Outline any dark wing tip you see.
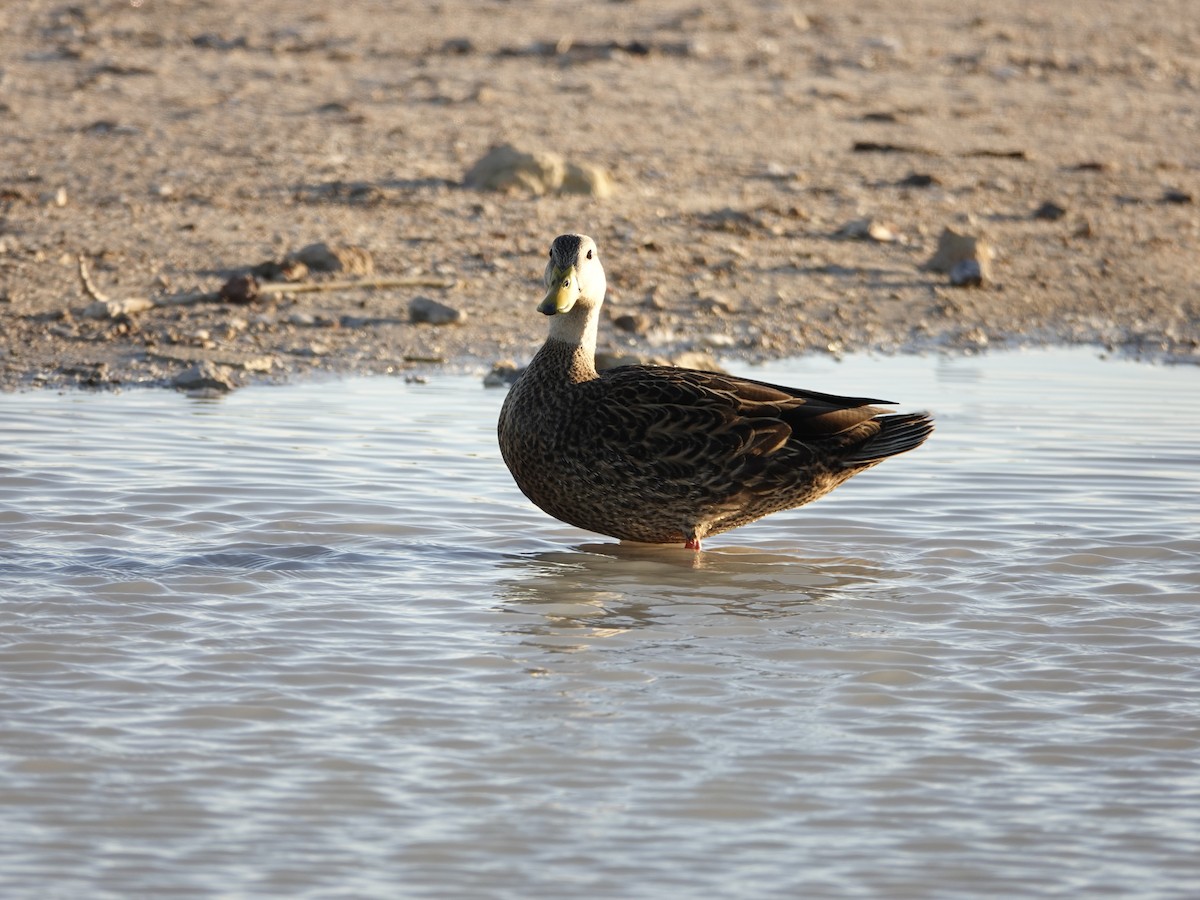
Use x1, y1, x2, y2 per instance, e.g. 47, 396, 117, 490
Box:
840, 412, 934, 467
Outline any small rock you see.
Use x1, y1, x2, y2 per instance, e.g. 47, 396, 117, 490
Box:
291, 343, 329, 358
561, 161, 614, 198
852, 140, 930, 155
612, 313, 648, 333
696, 207, 763, 234
595, 350, 647, 370
172, 361, 234, 393
61, 362, 109, 386
949, 259, 985, 287
1162, 188, 1193, 205
835, 218, 901, 242
464, 143, 565, 195
923, 227, 994, 283
958, 326, 989, 349
252, 258, 309, 281
219, 274, 260, 304
464, 143, 613, 198
897, 172, 939, 188
239, 356, 275, 373
671, 351, 726, 372
409, 295, 466, 325
484, 359, 522, 387
289, 242, 374, 275
1033, 200, 1067, 220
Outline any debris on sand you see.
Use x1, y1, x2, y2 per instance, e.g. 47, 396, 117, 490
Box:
948, 259, 986, 287
897, 172, 939, 188
288, 242, 375, 276
1033, 201, 1067, 221
562, 161, 615, 198
923, 227, 994, 286
409, 295, 467, 325
219, 274, 260, 304
76, 255, 452, 320
464, 143, 613, 197
484, 360, 522, 387
465, 144, 565, 195
171, 361, 236, 394
834, 218, 902, 243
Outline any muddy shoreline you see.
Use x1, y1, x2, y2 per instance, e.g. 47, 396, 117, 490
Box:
2, 0, 1196, 392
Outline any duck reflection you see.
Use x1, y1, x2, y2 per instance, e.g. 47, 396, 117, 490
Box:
493, 540, 891, 651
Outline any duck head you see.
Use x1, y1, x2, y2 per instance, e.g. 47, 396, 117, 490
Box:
539, 234, 606, 316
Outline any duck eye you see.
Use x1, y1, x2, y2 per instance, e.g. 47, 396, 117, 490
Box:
586, 249, 593, 260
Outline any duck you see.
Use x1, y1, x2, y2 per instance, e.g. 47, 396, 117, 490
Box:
497, 233, 934, 550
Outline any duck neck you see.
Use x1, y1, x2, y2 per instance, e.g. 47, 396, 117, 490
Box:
540, 302, 600, 382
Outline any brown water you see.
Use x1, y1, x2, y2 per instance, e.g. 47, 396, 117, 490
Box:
2, 349, 1198, 898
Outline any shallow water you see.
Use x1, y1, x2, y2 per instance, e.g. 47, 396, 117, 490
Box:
2, 348, 1199, 899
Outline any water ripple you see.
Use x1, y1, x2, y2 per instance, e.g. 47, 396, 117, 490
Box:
2, 350, 1199, 898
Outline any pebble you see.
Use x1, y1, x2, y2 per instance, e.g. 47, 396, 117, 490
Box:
897, 172, 939, 188
218, 274, 259, 304
593, 349, 728, 372
465, 144, 565, 195
484, 360, 522, 387
61, 362, 109, 386
289, 242, 374, 275
672, 351, 727, 372
561, 161, 614, 198
1033, 201, 1067, 220
410, 295, 467, 325
253, 258, 309, 282
835, 218, 902, 242
949, 259, 986, 287
923, 227, 994, 285
171, 361, 235, 393
464, 143, 613, 197
612, 313, 649, 334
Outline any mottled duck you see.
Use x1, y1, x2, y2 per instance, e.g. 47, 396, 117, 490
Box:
497, 234, 934, 550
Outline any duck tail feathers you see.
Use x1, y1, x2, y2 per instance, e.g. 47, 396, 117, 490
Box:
840, 412, 934, 467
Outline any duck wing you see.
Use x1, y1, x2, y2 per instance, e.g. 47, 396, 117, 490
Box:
576, 365, 912, 477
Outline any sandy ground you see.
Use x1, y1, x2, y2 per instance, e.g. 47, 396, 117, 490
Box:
1, 0, 1197, 391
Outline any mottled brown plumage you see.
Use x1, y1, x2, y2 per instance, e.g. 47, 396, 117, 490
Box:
498, 234, 934, 549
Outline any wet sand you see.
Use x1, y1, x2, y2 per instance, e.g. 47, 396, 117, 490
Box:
1, 0, 1197, 390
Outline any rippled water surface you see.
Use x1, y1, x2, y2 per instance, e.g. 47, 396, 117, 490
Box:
2, 349, 1199, 899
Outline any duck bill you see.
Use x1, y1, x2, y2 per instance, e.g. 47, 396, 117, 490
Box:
538, 266, 579, 315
